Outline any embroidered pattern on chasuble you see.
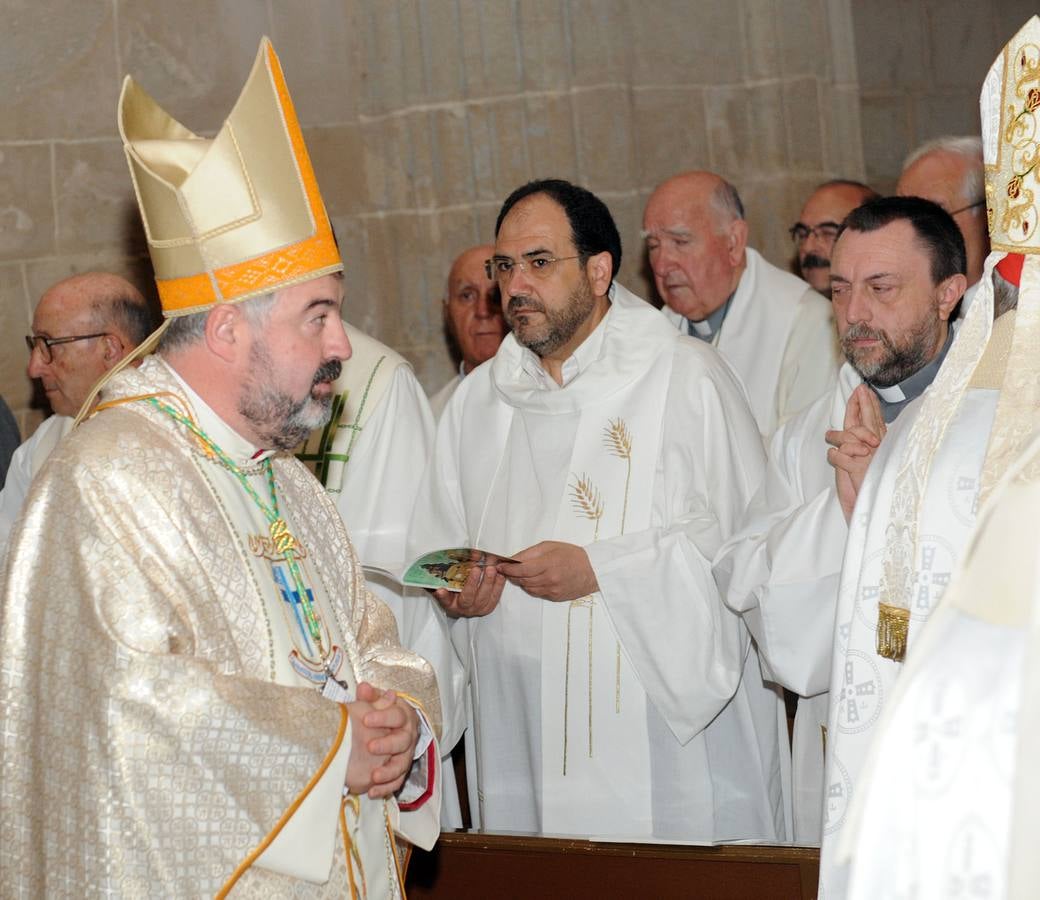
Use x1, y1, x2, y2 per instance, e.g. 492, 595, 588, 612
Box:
538, 349, 671, 832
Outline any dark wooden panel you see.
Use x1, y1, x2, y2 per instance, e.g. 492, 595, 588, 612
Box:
406, 832, 819, 900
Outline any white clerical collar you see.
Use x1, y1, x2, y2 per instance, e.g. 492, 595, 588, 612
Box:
160, 358, 274, 465
518, 304, 613, 391
874, 383, 906, 403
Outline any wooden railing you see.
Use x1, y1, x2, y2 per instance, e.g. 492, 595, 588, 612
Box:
406, 831, 820, 899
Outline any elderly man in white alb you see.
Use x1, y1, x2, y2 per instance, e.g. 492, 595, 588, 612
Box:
715, 195, 967, 845
643, 171, 839, 438
410, 178, 786, 842
0, 38, 440, 897
834, 18, 1040, 899
296, 318, 466, 828
897, 134, 989, 312
429, 244, 507, 420
817, 28, 1040, 898
0, 272, 158, 553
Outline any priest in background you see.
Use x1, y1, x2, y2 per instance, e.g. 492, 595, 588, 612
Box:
429, 244, 507, 420
409, 178, 786, 842
643, 170, 839, 438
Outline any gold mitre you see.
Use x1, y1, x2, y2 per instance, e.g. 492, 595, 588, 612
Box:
982, 15, 1040, 253
118, 37, 341, 316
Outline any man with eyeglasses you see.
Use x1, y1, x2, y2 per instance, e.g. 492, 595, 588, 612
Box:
429, 244, 507, 420
409, 178, 787, 842
0, 271, 159, 551
897, 135, 989, 310
644, 170, 840, 439
790, 180, 878, 298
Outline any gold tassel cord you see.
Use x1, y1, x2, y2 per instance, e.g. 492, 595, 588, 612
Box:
876, 603, 911, 661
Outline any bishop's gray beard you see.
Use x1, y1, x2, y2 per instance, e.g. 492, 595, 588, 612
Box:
239, 342, 342, 451
506, 275, 596, 358
841, 312, 938, 388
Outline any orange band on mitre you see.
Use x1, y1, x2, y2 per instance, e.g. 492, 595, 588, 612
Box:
157, 233, 341, 313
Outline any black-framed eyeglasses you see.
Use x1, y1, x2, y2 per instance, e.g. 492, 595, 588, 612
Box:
948, 199, 986, 217
25, 332, 110, 364
789, 222, 842, 245
484, 254, 581, 283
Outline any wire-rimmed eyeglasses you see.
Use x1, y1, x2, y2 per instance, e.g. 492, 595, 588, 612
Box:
789, 222, 842, 245
25, 332, 110, 364
484, 254, 581, 283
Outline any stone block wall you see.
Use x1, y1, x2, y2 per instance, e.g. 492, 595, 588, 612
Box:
852, 0, 1035, 192
0, 0, 1003, 433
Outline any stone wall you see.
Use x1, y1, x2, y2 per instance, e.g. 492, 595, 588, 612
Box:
853, 0, 1036, 192
0, 0, 998, 435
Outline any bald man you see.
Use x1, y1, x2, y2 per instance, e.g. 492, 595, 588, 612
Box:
898, 136, 988, 304
0, 272, 159, 550
644, 171, 840, 437
790, 180, 878, 298
429, 244, 507, 419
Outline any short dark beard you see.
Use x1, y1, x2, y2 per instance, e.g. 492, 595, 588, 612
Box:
841, 313, 939, 388
239, 341, 342, 450
505, 276, 596, 357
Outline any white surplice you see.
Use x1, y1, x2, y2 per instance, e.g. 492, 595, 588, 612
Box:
662, 247, 839, 438
303, 324, 467, 828
0, 414, 72, 557
716, 363, 863, 843
409, 283, 786, 842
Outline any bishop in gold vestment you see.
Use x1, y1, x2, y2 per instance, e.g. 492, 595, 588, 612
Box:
0, 36, 441, 898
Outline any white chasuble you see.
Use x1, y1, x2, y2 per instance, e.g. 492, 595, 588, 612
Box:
410, 283, 785, 842
0, 356, 441, 898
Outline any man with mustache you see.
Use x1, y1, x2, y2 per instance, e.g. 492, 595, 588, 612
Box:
791, 180, 878, 298
0, 39, 442, 896
715, 196, 965, 843
429, 244, 507, 420
643, 170, 840, 438
410, 178, 787, 842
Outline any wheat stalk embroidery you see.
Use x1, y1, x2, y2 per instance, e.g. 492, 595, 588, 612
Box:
603, 418, 634, 713
564, 473, 604, 773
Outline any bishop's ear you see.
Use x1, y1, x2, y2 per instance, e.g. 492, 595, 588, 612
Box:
204, 303, 245, 364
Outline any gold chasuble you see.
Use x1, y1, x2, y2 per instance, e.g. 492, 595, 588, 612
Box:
0, 356, 441, 896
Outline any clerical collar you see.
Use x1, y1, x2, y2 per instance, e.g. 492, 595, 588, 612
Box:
686, 292, 734, 342
869, 326, 956, 423
518, 304, 612, 391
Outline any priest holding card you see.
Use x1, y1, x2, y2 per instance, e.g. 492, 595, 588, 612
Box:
409, 179, 787, 842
